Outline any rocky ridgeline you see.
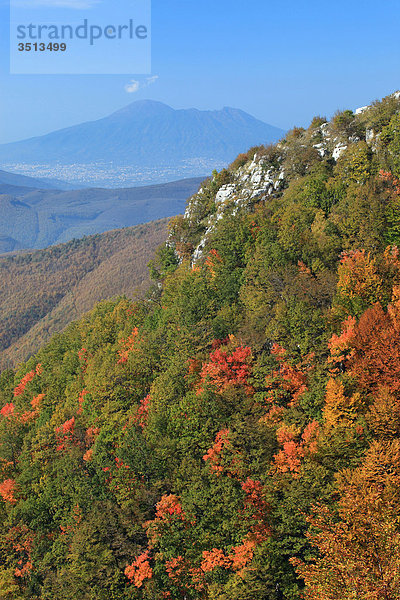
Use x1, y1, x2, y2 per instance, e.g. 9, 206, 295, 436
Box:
172, 90, 400, 262
315, 90, 400, 160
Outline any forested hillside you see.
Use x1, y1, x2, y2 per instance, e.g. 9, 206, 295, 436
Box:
1, 92, 400, 599
0, 219, 168, 370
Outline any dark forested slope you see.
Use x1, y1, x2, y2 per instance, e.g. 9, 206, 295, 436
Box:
1, 92, 400, 600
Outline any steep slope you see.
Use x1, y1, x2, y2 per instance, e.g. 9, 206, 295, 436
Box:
0, 100, 285, 167
0, 177, 202, 251
0, 219, 168, 370
0, 92, 400, 600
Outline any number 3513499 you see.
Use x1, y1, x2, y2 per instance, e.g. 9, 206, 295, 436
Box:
18, 43, 67, 51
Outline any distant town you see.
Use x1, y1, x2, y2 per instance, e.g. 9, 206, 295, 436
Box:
0, 158, 226, 188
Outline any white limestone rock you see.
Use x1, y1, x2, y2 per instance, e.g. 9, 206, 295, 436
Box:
320, 123, 330, 138
313, 142, 327, 157
332, 143, 347, 161
215, 184, 236, 204
250, 167, 264, 186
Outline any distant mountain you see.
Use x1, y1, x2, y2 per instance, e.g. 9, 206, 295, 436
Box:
0, 101, 285, 169
0, 176, 203, 251
0, 219, 168, 370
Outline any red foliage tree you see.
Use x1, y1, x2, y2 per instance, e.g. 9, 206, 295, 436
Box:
155, 494, 186, 521
135, 394, 150, 429
77, 347, 91, 372
274, 420, 320, 476
241, 478, 270, 542
203, 428, 231, 475
197, 345, 253, 396
13, 364, 42, 397
0, 403, 15, 418
6, 525, 34, 578
55, 417, 76, 451
77, 389, 89, 415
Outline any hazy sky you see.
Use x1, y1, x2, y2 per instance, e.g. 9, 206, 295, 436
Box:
0, 0, 400, 143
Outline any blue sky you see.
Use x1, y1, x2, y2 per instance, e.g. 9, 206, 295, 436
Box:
0, 0, 399, 143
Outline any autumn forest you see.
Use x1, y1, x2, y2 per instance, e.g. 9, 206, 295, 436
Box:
1, 92, 400, 599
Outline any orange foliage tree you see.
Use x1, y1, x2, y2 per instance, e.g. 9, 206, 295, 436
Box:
125, 551, 153, 587
379, 169, 400, 195
333, 246, 400, 320
330, 299, 400, 395
54, 417, 76, 451
323, 378, 362, 430
6, 525, 34, 579
117, 327, 139, 364
203, 428, 233, 476
274, 421, 320, 476
0, 403, 15, 418
293, 439, 400, 600
0, 479, 17, 504
265, 344, 312, 407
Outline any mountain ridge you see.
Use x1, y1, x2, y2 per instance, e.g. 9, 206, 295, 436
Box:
0, 100, 285, 173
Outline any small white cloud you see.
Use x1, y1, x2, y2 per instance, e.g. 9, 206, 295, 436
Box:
124, 75, 159, 93
125, 80, 141, 94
